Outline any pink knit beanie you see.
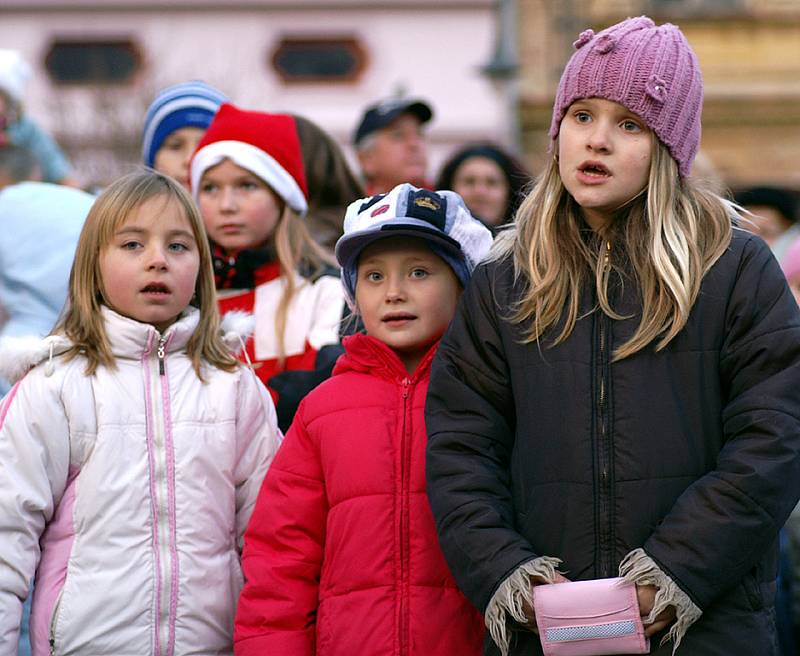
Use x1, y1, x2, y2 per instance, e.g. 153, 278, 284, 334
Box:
549, 16, 703, 178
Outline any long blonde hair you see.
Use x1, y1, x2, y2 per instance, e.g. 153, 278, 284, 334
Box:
271, 204, 336, 367
56, 169, 239, 376
494, 139, 733, 361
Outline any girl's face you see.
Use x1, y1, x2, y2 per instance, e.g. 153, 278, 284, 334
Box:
558, 98, 653, 232
198, 159, 283, 253
99, 195, 200, 332
153, 127, 205, 190
355, 236, 461, 374
452, 156, 509, 226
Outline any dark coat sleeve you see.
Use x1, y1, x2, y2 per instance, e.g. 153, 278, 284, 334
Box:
644, 234, 800, 610
425, 261, 539, 613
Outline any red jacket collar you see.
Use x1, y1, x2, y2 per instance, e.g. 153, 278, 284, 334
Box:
334, 333, 438, 383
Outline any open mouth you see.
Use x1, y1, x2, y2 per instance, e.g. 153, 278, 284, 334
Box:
579, 162, 611, 177
141, 282, 170, 295
382, 312, 416, 323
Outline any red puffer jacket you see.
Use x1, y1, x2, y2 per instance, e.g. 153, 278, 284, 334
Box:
235, 333, 484, 655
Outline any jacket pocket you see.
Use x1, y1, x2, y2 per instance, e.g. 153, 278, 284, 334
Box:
741, 568, 763, 611
48, 586, 66, 656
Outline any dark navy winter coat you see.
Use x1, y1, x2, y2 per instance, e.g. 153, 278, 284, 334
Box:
426, 229, 800, 655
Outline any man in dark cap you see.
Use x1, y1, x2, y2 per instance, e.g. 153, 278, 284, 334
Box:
353, 96, 433, 194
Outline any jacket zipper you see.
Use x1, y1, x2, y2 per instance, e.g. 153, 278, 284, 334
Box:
597, 242, 613, 577
158, 336, 166, 376
399, 377, 411, 656
150, 334, 174, 656
49, 586, 66, 655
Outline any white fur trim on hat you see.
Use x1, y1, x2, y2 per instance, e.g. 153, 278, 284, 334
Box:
191, 140, 308, 216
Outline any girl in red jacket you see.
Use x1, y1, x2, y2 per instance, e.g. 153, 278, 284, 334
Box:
234, 183, 493, 655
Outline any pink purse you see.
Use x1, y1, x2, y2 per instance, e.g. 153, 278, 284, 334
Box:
533, 577, 649, 656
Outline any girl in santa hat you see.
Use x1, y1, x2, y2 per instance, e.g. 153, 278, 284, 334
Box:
190, 104, 345, 431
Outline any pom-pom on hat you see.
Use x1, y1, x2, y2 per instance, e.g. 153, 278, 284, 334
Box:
190, 103, 308, 216
549, 16, 703, 178
141, 80, 227, 167
335, 183, 493, 306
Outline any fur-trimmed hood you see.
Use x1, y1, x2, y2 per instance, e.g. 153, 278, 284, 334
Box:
0, 307, 255, 387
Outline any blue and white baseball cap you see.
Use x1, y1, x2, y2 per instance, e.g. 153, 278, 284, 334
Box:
335, 183, 493, 304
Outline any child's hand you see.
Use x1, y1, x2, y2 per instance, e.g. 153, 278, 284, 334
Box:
636, 584, 676, 637
523, 572, 570, 631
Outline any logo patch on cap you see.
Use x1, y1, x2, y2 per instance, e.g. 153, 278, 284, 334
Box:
413, 196, 440, 212
371, 204, 390, 218
406, 189, 447, 231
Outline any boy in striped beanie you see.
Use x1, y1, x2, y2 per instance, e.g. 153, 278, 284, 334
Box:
141, 80, 227, 189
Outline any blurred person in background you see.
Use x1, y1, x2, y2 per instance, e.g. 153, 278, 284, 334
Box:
293, 114, 365, 252
141, 80, 227, 190
0, 143, 94, 656
735, 185, 800, 263
436, 142, 531, 229
353, 96, 432, 194
782, 237, 800, 306
0, 145, 94, 394
0, 49, 78, 187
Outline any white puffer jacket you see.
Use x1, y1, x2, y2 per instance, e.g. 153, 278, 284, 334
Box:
0, 307, 281, 656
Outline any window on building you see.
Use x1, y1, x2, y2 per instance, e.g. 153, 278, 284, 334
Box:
271, 37, 367, 83
45, 40, 142, 85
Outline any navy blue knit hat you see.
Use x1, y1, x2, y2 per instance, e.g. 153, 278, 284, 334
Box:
141, 81, 228, 167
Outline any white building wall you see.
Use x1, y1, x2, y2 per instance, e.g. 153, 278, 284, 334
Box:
0, 1, 509, 186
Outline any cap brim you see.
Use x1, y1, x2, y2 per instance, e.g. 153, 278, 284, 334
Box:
335, 220, 461, 270
402, 101, 433, 124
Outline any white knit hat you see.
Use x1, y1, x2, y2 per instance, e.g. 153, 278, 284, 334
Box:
0, 49, 31, 104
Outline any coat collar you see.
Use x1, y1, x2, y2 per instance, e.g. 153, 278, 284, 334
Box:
0, 307, 254, 386
334, 333, 438, 384
101, 305, 199, 360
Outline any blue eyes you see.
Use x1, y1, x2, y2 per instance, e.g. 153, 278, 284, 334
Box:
363, 269, 429, 282
572, 111, 642, 132
120, 241, 189, 252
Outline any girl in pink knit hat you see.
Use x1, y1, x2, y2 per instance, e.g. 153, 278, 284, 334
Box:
425, 15, 800, 656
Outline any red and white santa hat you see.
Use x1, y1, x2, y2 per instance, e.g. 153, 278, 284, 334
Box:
190, 102, 308, 216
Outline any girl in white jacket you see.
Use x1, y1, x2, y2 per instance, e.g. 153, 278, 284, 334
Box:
0, 170, 281, 656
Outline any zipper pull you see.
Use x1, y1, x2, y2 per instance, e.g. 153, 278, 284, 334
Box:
50, 637, 55, 656
402, 377, 410, 399
603, 240, 611, 271
157, 336, 167, 376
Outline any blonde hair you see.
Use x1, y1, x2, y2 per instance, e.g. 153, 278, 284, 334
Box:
55, 169, 239, 377
271, 204, 337, 366
494, 138, 733, 361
